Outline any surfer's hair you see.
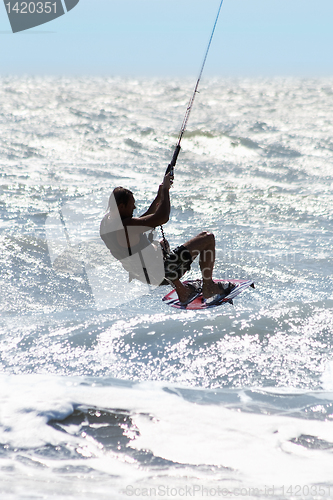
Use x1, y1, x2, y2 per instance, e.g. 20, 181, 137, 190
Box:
109, 187, 133, 210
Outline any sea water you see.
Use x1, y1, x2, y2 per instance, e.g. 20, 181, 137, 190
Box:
1, 76, 333, 499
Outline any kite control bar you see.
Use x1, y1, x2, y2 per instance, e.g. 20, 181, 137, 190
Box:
165, 144, 181, 178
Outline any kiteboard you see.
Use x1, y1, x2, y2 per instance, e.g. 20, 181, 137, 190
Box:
162, 279, 254, 310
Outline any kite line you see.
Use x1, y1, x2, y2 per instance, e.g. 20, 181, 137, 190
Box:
165, 0, 225, 178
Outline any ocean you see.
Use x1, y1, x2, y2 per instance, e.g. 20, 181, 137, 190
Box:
1, 76, 333, 499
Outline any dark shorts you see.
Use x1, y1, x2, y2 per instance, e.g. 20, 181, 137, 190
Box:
163, 245, 193, 282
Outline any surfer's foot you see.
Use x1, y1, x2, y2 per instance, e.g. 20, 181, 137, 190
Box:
177, 281, 202, 305
202, 280, 235, 299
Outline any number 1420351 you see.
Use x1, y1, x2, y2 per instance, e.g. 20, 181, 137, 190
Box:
6, 2, 57, 14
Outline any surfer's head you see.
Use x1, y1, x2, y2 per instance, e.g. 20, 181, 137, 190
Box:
109, 187, 136, 218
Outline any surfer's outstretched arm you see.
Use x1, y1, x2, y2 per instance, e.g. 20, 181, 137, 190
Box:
140, 184, 164, 217
141, 172, 173, 218
122, 174, 171, 230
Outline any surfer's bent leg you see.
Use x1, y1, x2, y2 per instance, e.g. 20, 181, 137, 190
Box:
182, 232, 223, 299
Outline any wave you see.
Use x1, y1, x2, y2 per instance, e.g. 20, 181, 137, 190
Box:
2, 374, 333, 495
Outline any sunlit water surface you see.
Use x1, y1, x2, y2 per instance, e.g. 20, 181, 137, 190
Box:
1, 76, 333, 499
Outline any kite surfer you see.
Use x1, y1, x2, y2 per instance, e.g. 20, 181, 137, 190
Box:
100, 172, 234, 305
100, 0, 232, 305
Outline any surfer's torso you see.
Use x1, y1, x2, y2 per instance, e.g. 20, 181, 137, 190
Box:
100, 213, 152, 260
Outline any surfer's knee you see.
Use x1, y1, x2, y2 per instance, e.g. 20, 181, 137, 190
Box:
198, 230, 212, 237
199, 231, 215, 246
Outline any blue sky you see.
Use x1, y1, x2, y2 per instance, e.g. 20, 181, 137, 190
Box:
1, 0, 333, 76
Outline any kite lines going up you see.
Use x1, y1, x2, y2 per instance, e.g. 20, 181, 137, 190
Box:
160, 0, 224, 251
165, 0, 225, 179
